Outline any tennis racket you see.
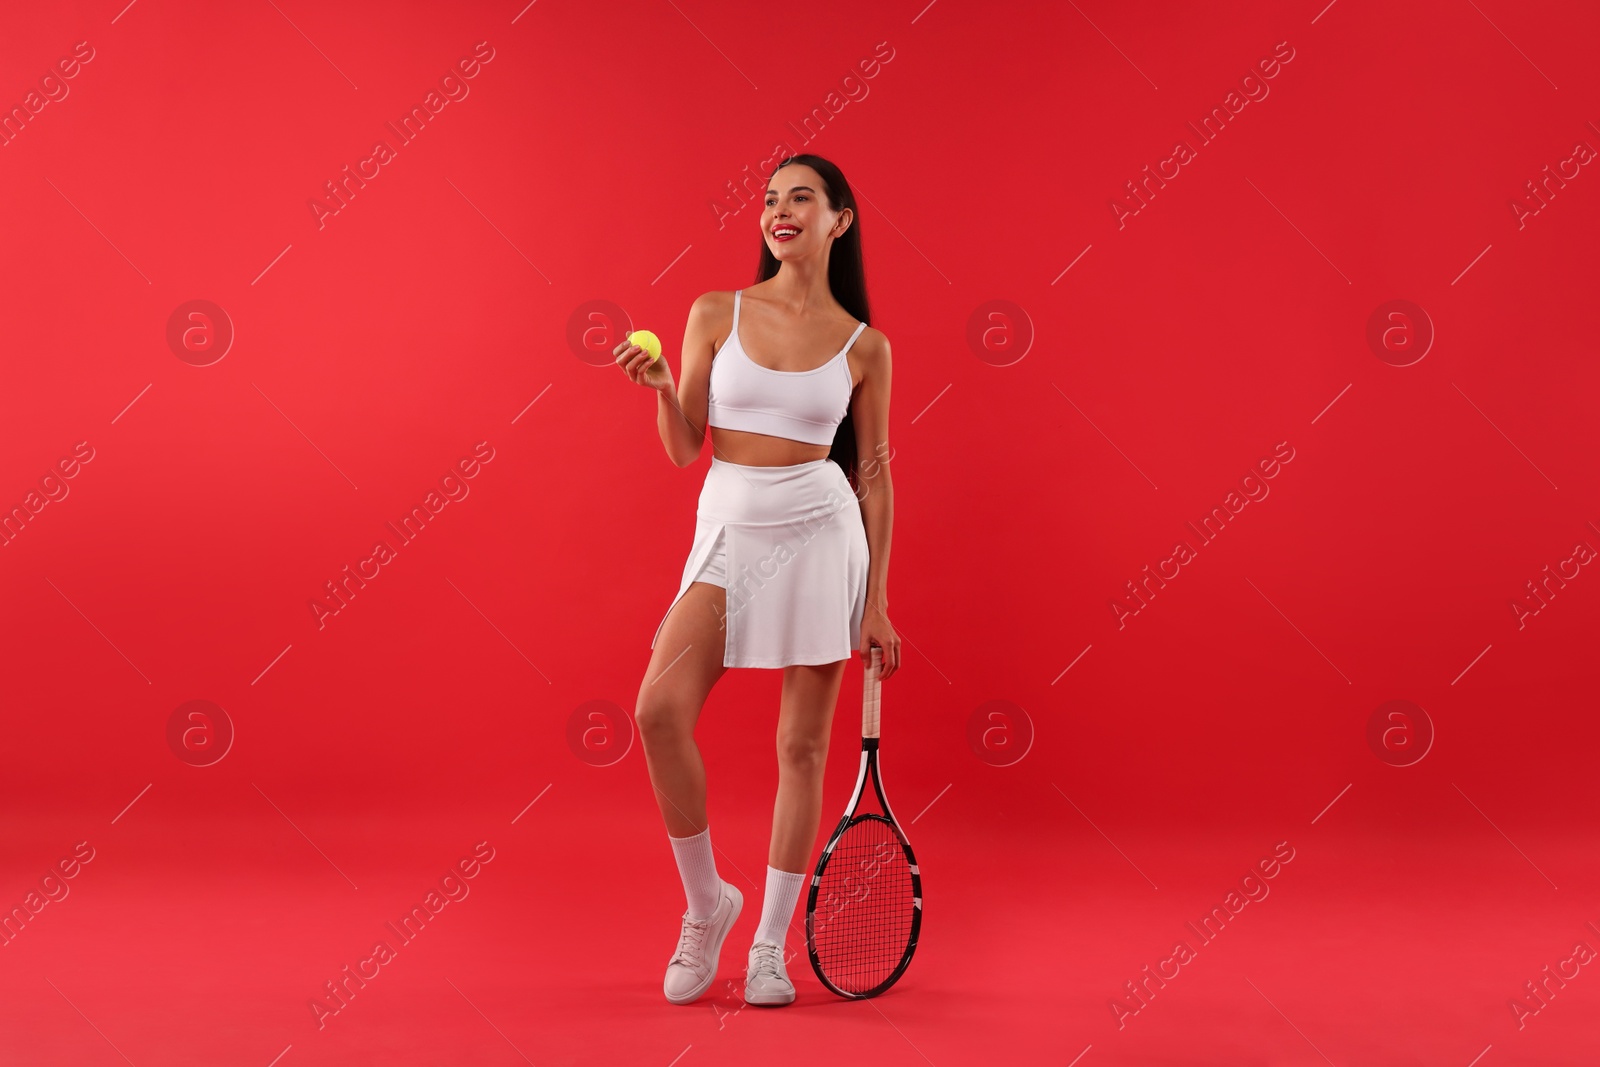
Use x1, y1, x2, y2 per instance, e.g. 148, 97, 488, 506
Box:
805, 645, 922, 998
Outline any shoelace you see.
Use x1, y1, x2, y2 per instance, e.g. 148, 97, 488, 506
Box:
669, 917, 711, 967
749, 940, 786, 980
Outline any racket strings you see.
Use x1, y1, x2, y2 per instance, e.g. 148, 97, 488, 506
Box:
810, 817, 914, 994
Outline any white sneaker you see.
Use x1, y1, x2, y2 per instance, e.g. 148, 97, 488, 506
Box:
743, 939, 795, 1005
663, 880, 742, 1005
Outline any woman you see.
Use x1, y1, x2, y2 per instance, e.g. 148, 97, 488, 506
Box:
614, 154, 900, 1007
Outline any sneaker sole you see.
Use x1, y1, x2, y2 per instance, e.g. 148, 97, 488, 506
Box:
664, 882, 743, 1005
743, 986, 796, 1006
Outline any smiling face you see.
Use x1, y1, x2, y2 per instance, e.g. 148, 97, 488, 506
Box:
762, 163, 851, 259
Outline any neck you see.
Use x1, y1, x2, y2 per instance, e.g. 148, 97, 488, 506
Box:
765, 259, 836, 315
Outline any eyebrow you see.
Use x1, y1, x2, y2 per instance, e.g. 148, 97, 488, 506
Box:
766, 186, 816, 195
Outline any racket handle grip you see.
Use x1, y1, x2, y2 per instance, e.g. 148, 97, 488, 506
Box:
863, 645, 882, 739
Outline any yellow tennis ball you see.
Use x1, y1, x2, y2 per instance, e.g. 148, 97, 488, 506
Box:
627, 329, 661, 361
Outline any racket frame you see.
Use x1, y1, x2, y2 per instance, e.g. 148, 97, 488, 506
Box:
804, 646, 923, 999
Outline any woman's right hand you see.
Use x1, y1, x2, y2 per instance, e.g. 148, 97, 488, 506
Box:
614, 339, 672, 391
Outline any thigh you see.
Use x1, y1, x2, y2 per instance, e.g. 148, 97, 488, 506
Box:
777, 659, 849, 749
638, 580, 730, 729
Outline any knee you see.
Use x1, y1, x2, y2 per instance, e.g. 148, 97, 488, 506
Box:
635, 694, 689, 745
777, 734, 827, 773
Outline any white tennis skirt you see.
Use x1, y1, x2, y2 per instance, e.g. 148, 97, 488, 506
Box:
651, 457, 869, 668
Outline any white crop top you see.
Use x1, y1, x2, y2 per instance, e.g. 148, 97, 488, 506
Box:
706, 289, 866, 446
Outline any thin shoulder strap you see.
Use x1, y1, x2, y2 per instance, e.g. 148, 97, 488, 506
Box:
732, 289, 741, 330
839, 320, 868, 356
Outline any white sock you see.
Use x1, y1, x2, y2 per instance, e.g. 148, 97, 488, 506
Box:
669, 827, 722, 920
753, 865, 806, 948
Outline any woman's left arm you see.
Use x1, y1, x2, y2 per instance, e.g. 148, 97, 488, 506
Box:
853, 331, 901, 680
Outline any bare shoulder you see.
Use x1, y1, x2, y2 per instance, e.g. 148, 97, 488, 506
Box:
687, 290, 734, 324
858, 326, 892, 370
683, 291, 736, 360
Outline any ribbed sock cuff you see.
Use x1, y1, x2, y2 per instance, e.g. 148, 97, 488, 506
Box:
753, 865, 806, 947
669, 826, 722, 920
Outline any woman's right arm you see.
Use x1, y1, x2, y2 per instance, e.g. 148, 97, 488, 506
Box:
655, 292, 718, 467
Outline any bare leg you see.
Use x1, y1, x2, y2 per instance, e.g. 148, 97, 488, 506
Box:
769, 659, 849, 872
634, 581, 730, 837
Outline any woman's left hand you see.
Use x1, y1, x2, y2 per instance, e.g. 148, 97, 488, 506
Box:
859, 607, 902, 680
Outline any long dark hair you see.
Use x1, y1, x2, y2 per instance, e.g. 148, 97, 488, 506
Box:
753, 154, 871, 488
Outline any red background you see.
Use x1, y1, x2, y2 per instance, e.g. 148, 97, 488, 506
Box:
3, 0, 1598, 1063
